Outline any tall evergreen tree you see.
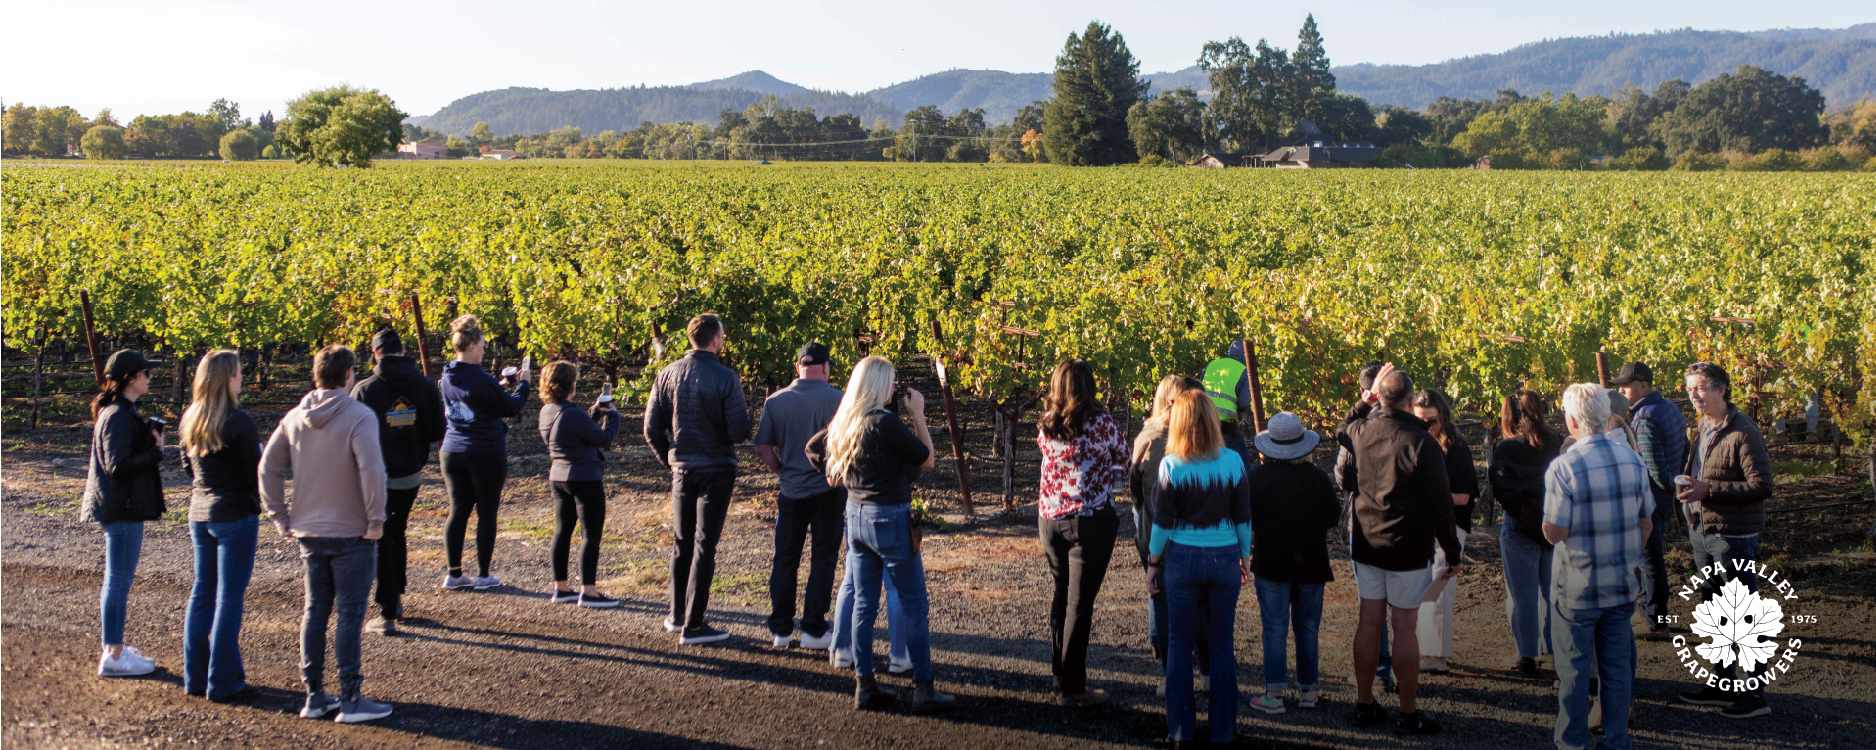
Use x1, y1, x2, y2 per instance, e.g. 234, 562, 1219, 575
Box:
1290, 15, 1336, 105
1044, 21, 1150, 166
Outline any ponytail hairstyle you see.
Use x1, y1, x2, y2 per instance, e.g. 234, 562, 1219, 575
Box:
180, 350, 242, 457
90, 371, 136, 419
1166, 390, 1223, 462
1500, 388, 1556, 452
823, 356, 897, 486
1412, 388, 1462, 454
1039, 358, 1104, 442
450, 314, 484, 353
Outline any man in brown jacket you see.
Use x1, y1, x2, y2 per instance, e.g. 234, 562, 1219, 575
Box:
260, 346, 393, 724
1673, 362, 1774, 719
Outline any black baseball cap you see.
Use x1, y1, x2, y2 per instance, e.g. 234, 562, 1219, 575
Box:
370, 328, 403, 353
1611, 361, 1652, 385
796, 342, 831, 367
104, 349, 153, 379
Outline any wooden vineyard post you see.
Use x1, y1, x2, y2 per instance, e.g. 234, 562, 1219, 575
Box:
1240, 335, 1268, 433
171, 351, 188, 414
1595, 351, 1611, 387
930, 320, 973, 518
29, 326, 45, 431
998, 318, 1041, 513
79, 290, 104, 386
410, 294, 434, 378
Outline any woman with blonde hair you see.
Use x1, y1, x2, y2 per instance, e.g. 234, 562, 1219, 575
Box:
178, 350, 264, 702
1146, 389, 1252, 747
536, 360, 623, 608
437, 315, 531, 591
1129, 375, 1213, 697
805, 356, 954, 713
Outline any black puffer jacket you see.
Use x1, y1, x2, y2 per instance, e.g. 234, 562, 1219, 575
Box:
352, 355, 446, 479
82, 397, 167, 523
1490, 435, 1561, 546
643, 350, 751, 471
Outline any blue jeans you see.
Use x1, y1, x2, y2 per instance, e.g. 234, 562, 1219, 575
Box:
1254, 578, 1323, 694
1137, 505, 1210, 674
99, 521, 145, 646
845, 503, 932, 680
1689, 528, 1762, 697
299, 537, 377, 697
1165, 542, 1240, 744
1501, 523, 1554, 659
832, 559, 907, 662
1635, 500, 1672, 624
185, 516, 258, 698
1552, 601, 1637, 750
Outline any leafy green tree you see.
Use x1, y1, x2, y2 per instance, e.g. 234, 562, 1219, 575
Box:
32, 106, 81, 156
1659, 66, 1826, 155
1199, 36, 1293, 152
3, 103, 38, 155
1044, 21, 1149, 166
1128, 88, 1208, 162
1606, 80, 1688, 149
210, 99, 244, 131
1374, 106, 1432, 146
470, 120, 493, 148
1613, 146, 1670, 170
257, 110, 275, 132
1308, 93, 1377, 142
219, 129, 259, 160
276, 85, 408, 167
92, 108, 121, 129
1452, 93, 1612, 164
1826, 97, 1875, 149
261, 144, 280, 159
80, 125, 126, 160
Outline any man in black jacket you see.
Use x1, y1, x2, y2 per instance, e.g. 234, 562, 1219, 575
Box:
645, 313, 752, 645
1340, 365, 1461, 736
351, 329, 446, 636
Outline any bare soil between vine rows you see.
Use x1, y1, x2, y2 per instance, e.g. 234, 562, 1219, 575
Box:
4, 359, 1875, 749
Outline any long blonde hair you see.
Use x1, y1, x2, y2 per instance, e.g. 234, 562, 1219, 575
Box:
822, 356, 897, 485
180, 350, 242, 457
1166, 390, 1223, 461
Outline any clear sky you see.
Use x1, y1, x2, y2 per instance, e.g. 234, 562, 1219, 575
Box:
2, 0, 1868, 122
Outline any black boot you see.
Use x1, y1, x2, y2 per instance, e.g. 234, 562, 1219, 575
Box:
855, 677, 896, 710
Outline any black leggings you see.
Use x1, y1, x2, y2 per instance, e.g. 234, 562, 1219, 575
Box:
441, 451, 506, 577
551, 480, 607, 585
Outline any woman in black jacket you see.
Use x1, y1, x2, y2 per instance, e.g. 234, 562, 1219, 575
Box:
536, 361, 623, 608
1488, 389, 1561, 674
178, 350, 262, 702
82, 350, 167, 678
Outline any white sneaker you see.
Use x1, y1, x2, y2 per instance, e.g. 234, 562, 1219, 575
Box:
442, 574, 473, 590
888, 655, 913, 675
772, 632, 793, 648
473, 575, 500, 590
98, 647, 155, 678
799, 631, 834, 650
830, 648, 853, 669
663, 617, 683, 633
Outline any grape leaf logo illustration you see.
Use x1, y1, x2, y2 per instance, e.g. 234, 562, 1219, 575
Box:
1689, 578, 1784, 672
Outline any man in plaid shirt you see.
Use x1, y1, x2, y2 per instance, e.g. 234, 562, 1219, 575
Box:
1543, 383, 1655, 750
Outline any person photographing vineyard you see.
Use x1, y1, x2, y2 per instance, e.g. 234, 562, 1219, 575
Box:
1035, 359, 1131, 708
1612, 362, 1685, 643
351, 328, 446, 635
804, 355, 954, 712
1129, 375, 1213, 698
1543, 382, 1653, 750
538, 361, 624, 608
259, 345, 393, 723
755, 342, 846, 649
438, 315, 530, 592
1490, 390, 1560, 675
644, 313, 751, 645
83, 349, 167, 679
1340, 364, 1460, 736
1674, 362, 1774, 719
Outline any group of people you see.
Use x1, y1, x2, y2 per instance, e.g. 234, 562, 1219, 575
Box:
79, 311, 1777, 747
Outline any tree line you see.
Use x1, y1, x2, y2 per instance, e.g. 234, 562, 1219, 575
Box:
2, 99, 280, 161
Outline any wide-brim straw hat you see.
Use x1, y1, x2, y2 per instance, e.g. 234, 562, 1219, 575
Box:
1254, 412, 1321, 460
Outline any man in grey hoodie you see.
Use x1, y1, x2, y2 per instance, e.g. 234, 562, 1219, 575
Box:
260, 345, 393, 724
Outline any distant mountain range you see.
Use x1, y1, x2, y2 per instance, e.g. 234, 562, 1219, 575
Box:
411, 24, 1875, 136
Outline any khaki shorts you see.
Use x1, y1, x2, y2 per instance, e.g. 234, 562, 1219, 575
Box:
1353, 560, 1434, 610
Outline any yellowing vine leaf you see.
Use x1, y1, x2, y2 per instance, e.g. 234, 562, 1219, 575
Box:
1690, 578, 1785, 672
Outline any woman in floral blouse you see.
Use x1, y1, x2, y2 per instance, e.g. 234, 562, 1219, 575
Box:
1036, 358, 1131, 707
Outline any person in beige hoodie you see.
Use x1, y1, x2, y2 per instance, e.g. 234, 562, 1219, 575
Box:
259, 346, 393, 724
